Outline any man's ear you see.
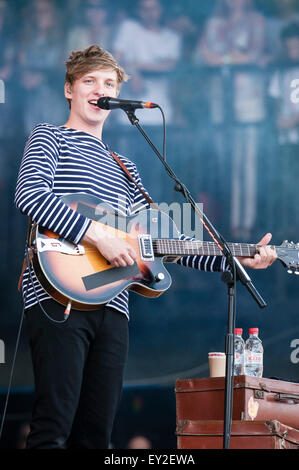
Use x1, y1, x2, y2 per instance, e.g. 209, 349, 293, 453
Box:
64, 82, 72, 98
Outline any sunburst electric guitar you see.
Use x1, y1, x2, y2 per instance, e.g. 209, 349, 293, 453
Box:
29, 193, 299, 311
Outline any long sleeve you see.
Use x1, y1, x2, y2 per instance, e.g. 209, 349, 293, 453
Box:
129, 162, 229, 273
15, 124, 91, 244
176, 233, 230, 272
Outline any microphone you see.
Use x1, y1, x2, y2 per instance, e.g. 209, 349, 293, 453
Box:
97, 96, 158, 111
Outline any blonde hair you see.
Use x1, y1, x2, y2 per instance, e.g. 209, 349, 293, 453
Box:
65, 45, 129, 106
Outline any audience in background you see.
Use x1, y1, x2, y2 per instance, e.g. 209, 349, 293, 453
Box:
0, 0, 17, 279
18, 0, 67, 135
165, 3, 198, 62
113, 0, 182, 127
111, 0, 183, 203
1, 0, 298, 237
0, 0, 16, 138
265, 0, 299, 61
164, 3, 200, 128
0, 0, 14, 84
195, 0, 266, 240
1, 0, 298, 235
268, 22, 299, 238
66, 0, 113, 58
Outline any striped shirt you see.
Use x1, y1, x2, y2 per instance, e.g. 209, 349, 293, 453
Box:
15, 123, 228, 318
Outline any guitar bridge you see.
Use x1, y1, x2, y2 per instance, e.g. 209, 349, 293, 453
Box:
138, 234, 154, 262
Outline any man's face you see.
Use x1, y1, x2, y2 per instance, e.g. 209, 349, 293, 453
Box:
65, 68, 119, 128
138, 0, 162, 27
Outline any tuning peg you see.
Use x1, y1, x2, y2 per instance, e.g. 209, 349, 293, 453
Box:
295, 270, 299, 276
287, 269, 293, 274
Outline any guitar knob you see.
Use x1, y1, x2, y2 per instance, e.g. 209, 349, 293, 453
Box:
155, 272, 165, 282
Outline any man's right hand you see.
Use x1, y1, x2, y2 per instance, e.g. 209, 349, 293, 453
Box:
82, 221, 137, 268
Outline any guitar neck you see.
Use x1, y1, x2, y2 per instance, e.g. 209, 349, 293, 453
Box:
153, 239, 262, 258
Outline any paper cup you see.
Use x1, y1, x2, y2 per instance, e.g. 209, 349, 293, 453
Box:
208, 352, 226, 377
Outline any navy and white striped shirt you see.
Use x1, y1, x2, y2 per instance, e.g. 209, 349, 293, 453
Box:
15, 123, 228, 318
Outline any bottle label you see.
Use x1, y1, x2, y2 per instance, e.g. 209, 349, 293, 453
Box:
235, 352, 243, 364
245, 352, 263, 365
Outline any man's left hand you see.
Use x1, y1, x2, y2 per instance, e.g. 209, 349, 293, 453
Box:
237, 233, 277, 269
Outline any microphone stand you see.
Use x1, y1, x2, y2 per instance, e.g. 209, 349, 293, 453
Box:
124, 108, 267, 449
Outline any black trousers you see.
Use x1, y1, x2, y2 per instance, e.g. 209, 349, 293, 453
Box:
25, 299, 129, 449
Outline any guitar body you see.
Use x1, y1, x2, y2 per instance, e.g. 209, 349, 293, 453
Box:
31, 193, 177, 310
30, 194, 299, 311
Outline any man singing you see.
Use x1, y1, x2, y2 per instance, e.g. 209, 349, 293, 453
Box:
15, 45, 277, 449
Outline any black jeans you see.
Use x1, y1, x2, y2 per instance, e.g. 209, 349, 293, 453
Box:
25, 299, 129, 449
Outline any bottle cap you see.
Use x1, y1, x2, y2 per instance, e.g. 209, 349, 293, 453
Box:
249, 328, 259, 335
235, 328, 243, 335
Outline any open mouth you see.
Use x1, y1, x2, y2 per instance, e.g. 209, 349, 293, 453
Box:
88, 100, 100, 109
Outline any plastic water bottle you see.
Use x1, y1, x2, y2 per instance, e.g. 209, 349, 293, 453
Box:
234, 328, 245, 376
244, 328, 263, 377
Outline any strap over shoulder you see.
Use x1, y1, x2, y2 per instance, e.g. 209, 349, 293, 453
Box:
109, 151, 160, 211
18, 216, 34, 292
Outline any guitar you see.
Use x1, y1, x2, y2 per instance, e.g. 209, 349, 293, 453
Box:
30, 193, 299, 311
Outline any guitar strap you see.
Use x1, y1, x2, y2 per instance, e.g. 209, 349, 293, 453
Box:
18, 216, 34, 292
110, 152, 179, 263
109, 151, 160, 211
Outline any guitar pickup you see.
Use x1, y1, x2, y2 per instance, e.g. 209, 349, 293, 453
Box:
36, 237, 85, 256
138, 234, 154, 262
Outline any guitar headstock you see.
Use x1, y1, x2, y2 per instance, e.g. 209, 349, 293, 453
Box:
276, 241, 299, 275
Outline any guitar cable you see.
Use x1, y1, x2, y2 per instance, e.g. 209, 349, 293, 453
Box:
0, 243, 70, 443
26, 245, 70, 325
0, 245, 31, 443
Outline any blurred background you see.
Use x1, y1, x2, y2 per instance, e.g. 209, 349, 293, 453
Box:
0, 0, 299, 449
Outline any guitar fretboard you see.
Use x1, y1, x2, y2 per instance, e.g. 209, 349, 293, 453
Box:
153, 239, 259, 258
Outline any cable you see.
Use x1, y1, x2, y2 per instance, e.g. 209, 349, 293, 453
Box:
157, 104, 166, 162
0, 308, 25, 442
26, 246, 69, 325
0, 240, 71, 442
0, 246, 31, 442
